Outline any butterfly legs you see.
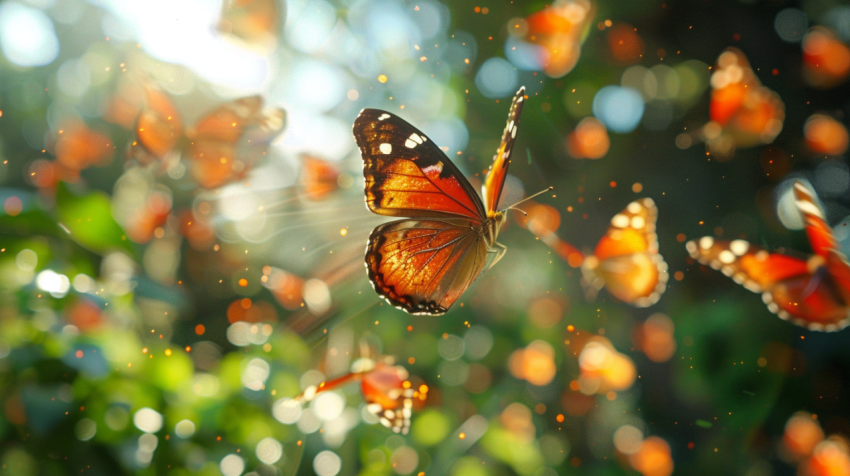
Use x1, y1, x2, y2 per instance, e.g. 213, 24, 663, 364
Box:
486, 242, 508, 271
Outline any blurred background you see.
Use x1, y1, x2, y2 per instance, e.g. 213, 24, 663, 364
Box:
1, 0, 849, 474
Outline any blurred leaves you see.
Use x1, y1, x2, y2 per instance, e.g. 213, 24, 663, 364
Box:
55, 182, 133, 256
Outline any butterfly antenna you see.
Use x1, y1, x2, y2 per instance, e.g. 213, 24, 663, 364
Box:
505, 206, 528, 216
504, 186, 554, 211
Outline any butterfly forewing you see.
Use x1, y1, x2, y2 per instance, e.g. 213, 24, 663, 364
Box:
794, 181, 838, 259
582, 198, 668, 307
366, 219, 487, 315
355, 109, 486, 222
483, 86, 526, 216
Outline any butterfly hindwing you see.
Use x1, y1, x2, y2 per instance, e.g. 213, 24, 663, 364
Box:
686, 237, 850, 331
366, 219, 487, 315
582, 198, 668, 307
483, 86, 526, 216
354, 109, 486, 222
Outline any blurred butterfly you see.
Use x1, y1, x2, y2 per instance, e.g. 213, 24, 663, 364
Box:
687, 181, 850, 331
516, 0, 595, 78
581, 198, 669, 307
296, 358, 428, 435
701, 47, 785, 160
129, 86, 286, 189
300, 156, 341, 201
354, 87, 548, 315
802, 26, 850, 89
216, 0, 283, 53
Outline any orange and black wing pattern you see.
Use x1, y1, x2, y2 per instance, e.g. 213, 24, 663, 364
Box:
581, 198, 668, 307
186, 96, 285, 188
361, 363, 428, 435
793, 180, 850, 306
354, 109, 486, 222
686, 236, 850, 331
794, 181, 837, 259
365, 219, 487, 315
483, 86, 526, 216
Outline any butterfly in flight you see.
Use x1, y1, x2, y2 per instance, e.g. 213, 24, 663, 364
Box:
129, 84, 286, 189
354, 87, 548, 315
294, 358, 428, 434
700, 47, 785, 159
581, 198, 669, 307
687, 181, 850, 331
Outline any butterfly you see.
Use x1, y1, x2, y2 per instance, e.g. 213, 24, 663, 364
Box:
520, 0, 595, 78
802, 26, 850, 90
354, 87, 545, 315
687, 181, 850, 331
581, 198, 669, 307
129, 85, 286, 189
297, 358, 428, 434
300, 156, 341, 201
701, 47, 785, 159
216, 0, 282, 53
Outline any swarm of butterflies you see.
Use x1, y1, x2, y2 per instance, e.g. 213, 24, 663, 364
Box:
352, 84, 849, 336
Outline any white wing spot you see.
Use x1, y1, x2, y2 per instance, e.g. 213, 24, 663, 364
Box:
379, 143, 392, 154
405, 139, 417, 148
796, 200, 824, 218
378, 113, 390, 121
718, 250, 736, 264
627, 201, 642, 214
611, 214, 630, 228
730, 240, 750, 256
630, 215, 646, 230
699, 236, 715, 250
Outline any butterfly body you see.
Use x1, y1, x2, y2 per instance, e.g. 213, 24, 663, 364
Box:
687, 182, 850, 331
354, 88, 526, 315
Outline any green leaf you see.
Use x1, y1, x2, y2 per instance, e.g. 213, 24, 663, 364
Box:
55, 182, 132, 255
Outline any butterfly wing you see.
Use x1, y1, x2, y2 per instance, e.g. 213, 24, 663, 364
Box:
794, 181, 837, 259
361, 363, 428, 434
300, 156, 340, 201
366, 219, 487, 315
483, 86, 526, 216
216, 0, 281, 52
582, 198, 668, 307
686, 237, 850, 331
354, 109, 486, 222
129, 84, 183, 165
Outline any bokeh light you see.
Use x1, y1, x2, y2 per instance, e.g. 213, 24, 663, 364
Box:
0, 2, 59, 67
592, 86, 644, 133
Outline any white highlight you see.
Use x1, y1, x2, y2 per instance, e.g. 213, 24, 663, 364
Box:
611, 214, 630, 228
730, 240, 750, 256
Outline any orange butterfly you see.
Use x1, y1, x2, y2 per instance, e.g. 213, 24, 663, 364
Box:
129, 85, 286, 189
702, 47, 785, 159
300, 156, 341, 201
216, 0, 281, 53
354, 87, 546, 315
296, 358, 428, 434
581, 198, 669, 307
802, 26, 850, 89
521, 0, 595, 78
687, 181, 850, 331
